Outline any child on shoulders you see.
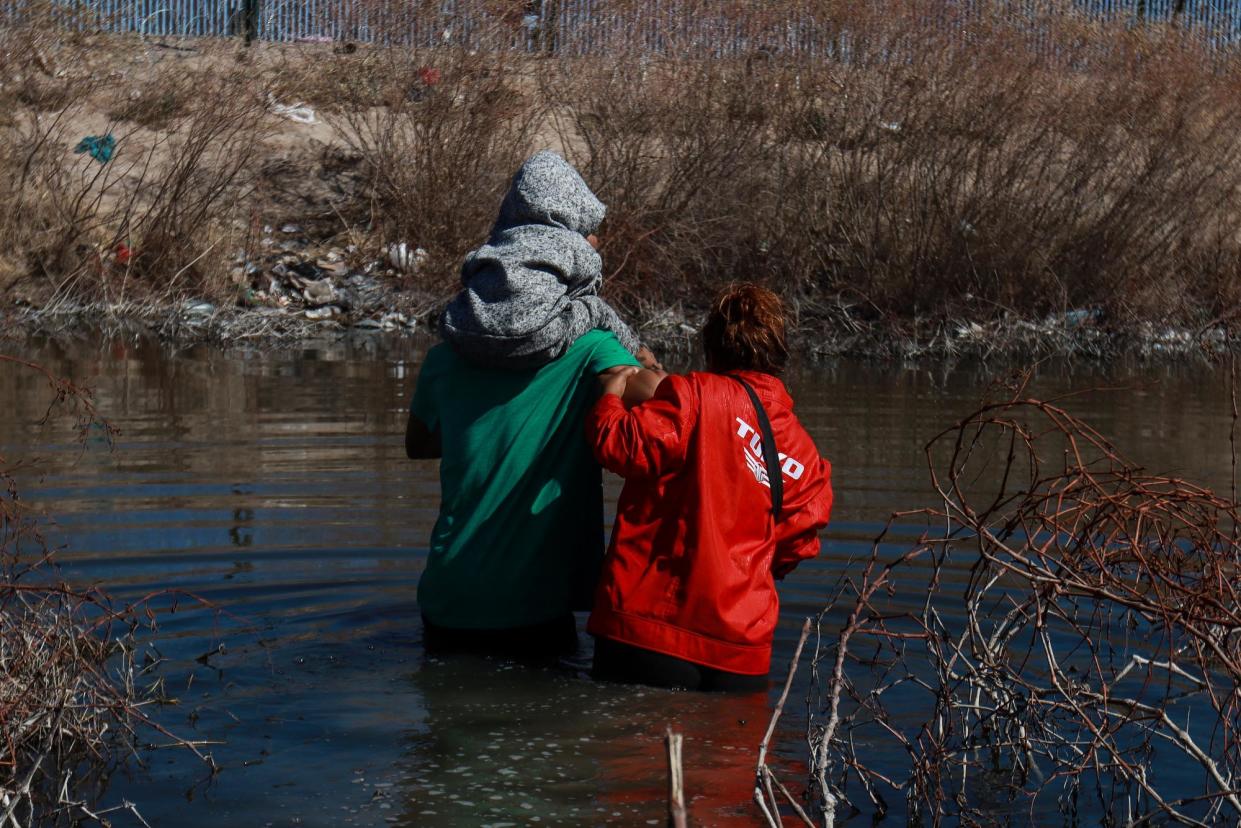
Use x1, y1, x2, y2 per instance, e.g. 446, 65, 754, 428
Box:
440, 150, 649, 370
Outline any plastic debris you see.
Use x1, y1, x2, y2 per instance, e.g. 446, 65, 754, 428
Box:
380, 311, 414, 331
291, 260, 323, 277
300, 279, 336, 305
1063, 309, 1098, 327
1045, 309, 1101, 329
181, 301, 215, 319
387, 243, 428, 273
266, 93, 316, 125
74, 134, 115, 164
316, 259, 349, 277
955, 322, 985, 340
304, 306, 340, 320
223, 233, 403, 321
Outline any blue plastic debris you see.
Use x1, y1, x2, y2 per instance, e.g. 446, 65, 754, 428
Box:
73, 134, 115, 164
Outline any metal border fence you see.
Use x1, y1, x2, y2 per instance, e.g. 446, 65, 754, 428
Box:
1, 0, 1239, 53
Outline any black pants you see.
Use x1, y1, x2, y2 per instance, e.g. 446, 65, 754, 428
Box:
422, 613, 578, 659
591, 637, 769, 693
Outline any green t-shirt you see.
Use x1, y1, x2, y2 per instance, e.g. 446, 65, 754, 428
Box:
409, 330, 640, 629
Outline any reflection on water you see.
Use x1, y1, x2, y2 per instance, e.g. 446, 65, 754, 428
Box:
0, 335, 1233, 825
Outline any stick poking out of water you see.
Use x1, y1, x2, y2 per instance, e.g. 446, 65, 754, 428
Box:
666, 727, 687, 828
755, 617, 816, 827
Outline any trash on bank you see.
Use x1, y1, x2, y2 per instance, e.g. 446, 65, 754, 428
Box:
387, 243, 427, 274
955, 321, 985, 340
299, 278, 336, 306
316, 259, 349, 277
266, 93, 316, 125
1045, 308, 1101, 329
305, 306, 340, 320
382, 311, 413, 330
181, 301, 215, 319
74, 134, 115, 164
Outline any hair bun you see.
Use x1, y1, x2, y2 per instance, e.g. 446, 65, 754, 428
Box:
702, 283, 789, 375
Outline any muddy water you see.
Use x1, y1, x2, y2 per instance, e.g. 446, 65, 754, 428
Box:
0, 336, 1233, 826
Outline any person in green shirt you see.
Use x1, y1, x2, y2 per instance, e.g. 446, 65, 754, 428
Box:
406, 150, 663, 656
406, 332, 661, 657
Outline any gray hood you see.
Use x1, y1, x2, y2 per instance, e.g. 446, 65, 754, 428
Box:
440, 151, 640, 368
492, 149, 607, 238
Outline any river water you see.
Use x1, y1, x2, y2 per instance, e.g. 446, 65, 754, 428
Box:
0, 335, 1233, 826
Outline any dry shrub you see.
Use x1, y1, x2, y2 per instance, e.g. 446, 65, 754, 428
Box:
770, 5, 1241, 330
758, 371, 1241, 825
544, 54, 791, 314
330, 44, 545, 291
774, 384, 1241, 828
107, 68, 197, 130
12, 75, 74, 113
547, 1, 1241, 342
0, 8, 75, 125
0, 356, 214, 825
262, 0, 558, 110
265, 43, 395, 111
0, 63, 271, 311
114, 77, 270, 295
0, 88, 103, 295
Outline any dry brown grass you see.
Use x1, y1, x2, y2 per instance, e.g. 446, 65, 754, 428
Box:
0, 32, 271, 314
106, 67, 198, 130
538, 3, 1241, 347
326, 46, 547, 293
3, 2, 1241, 353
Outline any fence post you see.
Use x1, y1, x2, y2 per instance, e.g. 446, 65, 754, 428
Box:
541, 0, 560, 54
243, 0, 260, 43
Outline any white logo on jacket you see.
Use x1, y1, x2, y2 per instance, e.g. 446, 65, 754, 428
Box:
735, 417, 805, 487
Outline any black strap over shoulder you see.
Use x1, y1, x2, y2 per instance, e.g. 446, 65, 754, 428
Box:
733, 376, 783, 518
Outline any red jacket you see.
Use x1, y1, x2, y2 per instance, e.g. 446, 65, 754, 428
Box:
585, 370, 833, 675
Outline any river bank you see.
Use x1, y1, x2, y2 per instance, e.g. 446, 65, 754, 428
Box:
2, 296, 1234, 361
3, 6, 1240, 361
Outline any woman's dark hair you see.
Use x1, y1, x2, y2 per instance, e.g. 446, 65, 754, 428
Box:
702, 283, 789, 375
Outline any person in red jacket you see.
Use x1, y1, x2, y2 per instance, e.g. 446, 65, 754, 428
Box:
585, 283, 834, 691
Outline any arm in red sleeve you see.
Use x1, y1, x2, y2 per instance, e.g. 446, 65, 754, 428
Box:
586, 374, 698, 480
772, 455, 833, 579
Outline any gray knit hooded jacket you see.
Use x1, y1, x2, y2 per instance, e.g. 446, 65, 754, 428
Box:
439, 151, 642, 369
